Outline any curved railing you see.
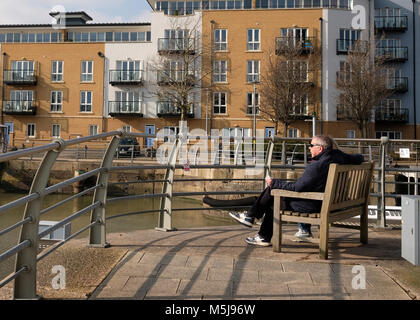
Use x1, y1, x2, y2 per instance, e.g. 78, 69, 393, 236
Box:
0, 131, 419, 299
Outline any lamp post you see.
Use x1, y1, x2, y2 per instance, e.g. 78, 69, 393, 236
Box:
253, 81, 257, 139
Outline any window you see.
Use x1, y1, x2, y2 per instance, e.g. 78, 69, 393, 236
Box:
51, 61, 63, 82
9, 90, 34, 111
246, 60, 260, 82
114, 60, 142, 82
27, 123, 35, 138
346, 130, 355, 139
213, 60, 227, 82
292, 94, 308, 115
115, 91, 141, 112
213, 92, 227, 114
246, 92, 260, 115
338, 28, 361, 52
122, 125, 131, 133
89, 125, 98, 136
265, 127, 275, 138
81, 61, 93, 82
288, 128, 299, 138
50, 91, 63, 112
11, 61, 35, 79
80, 91, 92, 112
375, 131, 401, 139
247, 29, 260, 51
52, 124, 61, 138
214, 29, 227, 51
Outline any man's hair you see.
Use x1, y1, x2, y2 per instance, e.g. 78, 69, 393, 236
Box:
314, 135, 335, 150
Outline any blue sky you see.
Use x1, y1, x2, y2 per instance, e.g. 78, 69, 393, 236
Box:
0, 0, 153, 25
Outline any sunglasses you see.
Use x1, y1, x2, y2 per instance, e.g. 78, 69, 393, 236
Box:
309, 143, 322, 148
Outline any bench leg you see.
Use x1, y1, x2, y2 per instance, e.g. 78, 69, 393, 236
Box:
360, 208, 368, 244
319, 221, 329, 260
272, 196, 282, 252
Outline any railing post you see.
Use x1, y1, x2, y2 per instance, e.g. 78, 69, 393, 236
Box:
376, 136, 389, 228
156, 138, 180, 232
281, 141, 286, 165
89, 134, 122, 247
14, 139, 64, 299
264, 137, 274, 189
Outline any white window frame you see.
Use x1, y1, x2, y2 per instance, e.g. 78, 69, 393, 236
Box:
52, 124, 61, 138
27, 123, 35, 138
122, 125, 131, 133
80, 91, 92, 112
89, 124, 98, 136
81, 60, 93, 82
213, 92, 227, 114
246, 92, 260, 115
246, 60, 260, 83
375, 131, 401, 139
51, 60, 63, 82
213, 60, 227, 82
214, 29, 227, 51
50, 91, 63, 112
288, 128, 299, 138
247, 29, 260, 51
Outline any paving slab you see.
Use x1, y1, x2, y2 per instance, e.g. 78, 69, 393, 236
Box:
2, 224, 418, 300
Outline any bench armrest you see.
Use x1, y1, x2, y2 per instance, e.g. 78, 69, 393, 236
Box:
271, 189, 325, 201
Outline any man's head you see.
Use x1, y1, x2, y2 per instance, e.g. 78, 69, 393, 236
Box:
310, 135, 334, 158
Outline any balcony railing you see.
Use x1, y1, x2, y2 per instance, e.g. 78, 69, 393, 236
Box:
336, 105, 356, 121
109, 70, 143, 85
387, 77, 408, 93
157, 102, 194, 118
375, 107, 408, 123
3, 70, 37, 85
108, 101, 143, 117
336, 39, 369, 54
275, 37, 316, 55
375, 16, 408, 32
2, 100, 37, 115
157, 38, 195, 54
376, 47, 408, 62
157, 70, 195, 86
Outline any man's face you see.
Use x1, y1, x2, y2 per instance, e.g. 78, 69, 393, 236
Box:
310, 139, 324, 158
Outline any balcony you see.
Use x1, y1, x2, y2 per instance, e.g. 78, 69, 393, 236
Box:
3, 70, 37, 85
157, 102, 194, 118
336, 71, 352, 86
275, 37, 316, 55
157, 71, 195, 86
375, 16, 408, 32
375, 107, 408, 123
109, 70, 143, 86
157, 38, 195, 55
387, 77, 408, 93
376, 47, 408, 62
336, 105, 356, 121
108, 101, 143, 117
2, 100, 37, 115
336, 39, 369, 54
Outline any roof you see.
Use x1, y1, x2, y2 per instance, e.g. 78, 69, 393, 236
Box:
0, 22, 151, 29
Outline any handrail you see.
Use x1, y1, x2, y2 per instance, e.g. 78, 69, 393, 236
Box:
0, 131, 419, 299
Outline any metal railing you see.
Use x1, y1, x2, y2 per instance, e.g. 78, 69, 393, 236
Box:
1, 132, 419, 299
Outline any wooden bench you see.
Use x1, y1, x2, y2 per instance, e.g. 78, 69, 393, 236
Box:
271, 162, 374, 259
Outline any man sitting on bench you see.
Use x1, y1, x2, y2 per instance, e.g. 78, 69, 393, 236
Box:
229, 135, 364, 246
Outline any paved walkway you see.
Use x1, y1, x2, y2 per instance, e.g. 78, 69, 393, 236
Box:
86, 224, 418, 300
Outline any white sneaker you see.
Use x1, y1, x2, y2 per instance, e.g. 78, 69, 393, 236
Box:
245, 234, 271, 247
229, 211, 255, 228
294, 229, 313, 239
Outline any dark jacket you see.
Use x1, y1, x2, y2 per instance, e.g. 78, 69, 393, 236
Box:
271, 148, 364, 213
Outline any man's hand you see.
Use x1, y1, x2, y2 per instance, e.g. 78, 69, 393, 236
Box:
265, 176, 272, 187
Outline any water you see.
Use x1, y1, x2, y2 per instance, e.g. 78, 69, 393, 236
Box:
0, 192, 234, 283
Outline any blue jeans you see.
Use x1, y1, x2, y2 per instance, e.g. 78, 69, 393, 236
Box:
298, 223, 311, 233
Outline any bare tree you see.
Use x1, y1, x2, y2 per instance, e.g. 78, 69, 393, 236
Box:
258, 35, 320, 136
335, 39, 393, 138
149, 16, 212, 129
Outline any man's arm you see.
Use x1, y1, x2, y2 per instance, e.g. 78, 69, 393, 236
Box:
270, 163, 319, 192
